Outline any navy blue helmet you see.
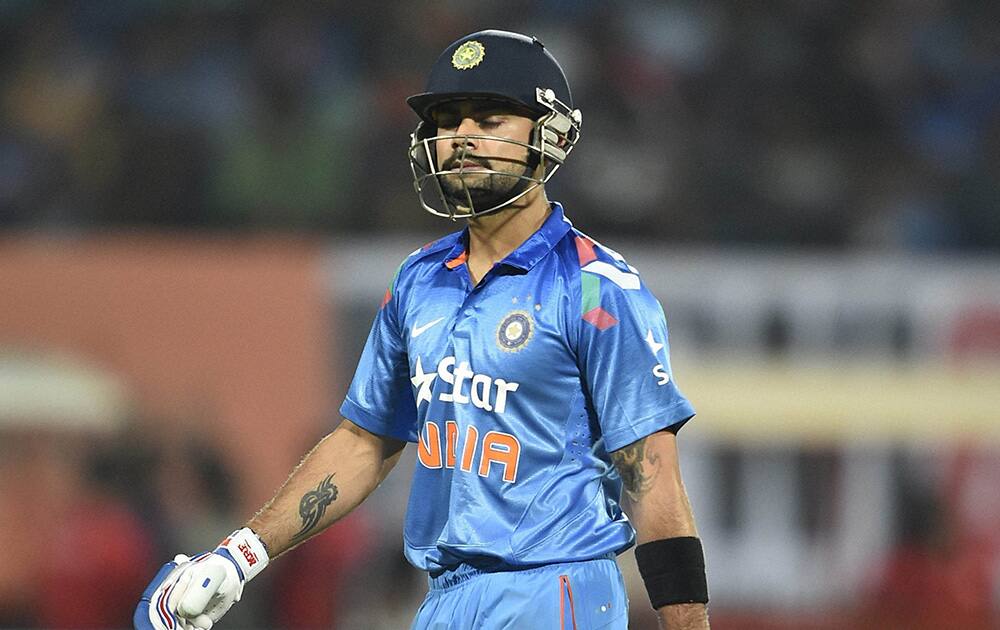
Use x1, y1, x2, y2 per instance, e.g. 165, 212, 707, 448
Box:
407, 30, 582, 219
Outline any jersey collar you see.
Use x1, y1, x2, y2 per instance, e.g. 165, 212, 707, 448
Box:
442, 202, 573, 273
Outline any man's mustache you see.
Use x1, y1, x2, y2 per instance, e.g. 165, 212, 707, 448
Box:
442, 154, 491, 170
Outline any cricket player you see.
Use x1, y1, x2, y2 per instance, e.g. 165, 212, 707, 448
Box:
136, 30, 709, 629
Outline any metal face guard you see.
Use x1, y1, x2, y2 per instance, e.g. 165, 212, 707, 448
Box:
407, 90, 581, 219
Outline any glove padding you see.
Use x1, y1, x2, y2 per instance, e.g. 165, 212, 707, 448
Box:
135, 529, 269, 630
134, 553, 240, 630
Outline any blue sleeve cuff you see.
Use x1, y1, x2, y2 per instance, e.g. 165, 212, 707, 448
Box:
340, 398, 417, 443
602, 400, 696, 453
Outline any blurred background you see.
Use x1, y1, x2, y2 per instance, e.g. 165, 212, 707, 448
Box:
0, 1, 998, 629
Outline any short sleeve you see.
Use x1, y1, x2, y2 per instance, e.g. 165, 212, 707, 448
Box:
576, 270, 695, 453
339, 272, 418, 443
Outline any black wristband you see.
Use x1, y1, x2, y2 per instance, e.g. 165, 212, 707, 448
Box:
634, 536, 709, 608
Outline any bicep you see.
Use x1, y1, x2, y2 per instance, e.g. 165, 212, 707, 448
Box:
610, 430, 698, 543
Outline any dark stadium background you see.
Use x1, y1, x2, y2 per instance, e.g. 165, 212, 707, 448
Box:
0, 2, 998, 629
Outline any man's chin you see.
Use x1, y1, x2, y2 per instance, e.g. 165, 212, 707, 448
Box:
443, 193, 503, 212
438, 171, 490, 188
441, 185, 519, 212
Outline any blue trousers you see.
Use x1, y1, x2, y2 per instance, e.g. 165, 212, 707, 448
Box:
411, 556, 629, 629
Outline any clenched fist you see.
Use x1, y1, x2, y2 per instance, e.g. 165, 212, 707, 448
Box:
134, 529, 268, 630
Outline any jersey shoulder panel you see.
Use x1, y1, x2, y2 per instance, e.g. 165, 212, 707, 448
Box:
564, 227, 668, 340
566, 228, 651, 301
549, 227, 648, 349
383, 230, 463, 305
398, 231, 461, 279
569, 227, 642, 280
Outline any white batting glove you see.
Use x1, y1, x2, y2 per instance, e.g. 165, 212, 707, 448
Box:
134, 528, 269, 630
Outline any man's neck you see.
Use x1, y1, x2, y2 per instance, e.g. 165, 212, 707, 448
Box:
465, 188, 551, 268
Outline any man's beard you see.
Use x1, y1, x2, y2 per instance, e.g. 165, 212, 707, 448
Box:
438, 154, 532, 212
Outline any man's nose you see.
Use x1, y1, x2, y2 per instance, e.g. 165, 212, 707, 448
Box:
451, 118, 480, 149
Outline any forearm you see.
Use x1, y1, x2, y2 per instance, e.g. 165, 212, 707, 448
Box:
246, 419, 403, 558
135, 420, 403, 630
627, 455, 698, 543
613, 431, 710, 629
634, 465, 709, 629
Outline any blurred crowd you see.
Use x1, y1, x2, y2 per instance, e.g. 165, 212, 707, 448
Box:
1, 2, 999, 628
0, 425, 394, 629
0, 0, 997, 250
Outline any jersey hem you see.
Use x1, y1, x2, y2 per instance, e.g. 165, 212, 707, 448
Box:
511, 479, 612, 559
425, 553, 618, 591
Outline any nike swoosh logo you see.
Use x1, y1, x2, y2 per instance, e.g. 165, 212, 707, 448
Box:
412, 317, 445, 338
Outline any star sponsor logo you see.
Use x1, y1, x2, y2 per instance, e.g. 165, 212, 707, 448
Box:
410, 356, 437, 406
645, 329, 664, 355
410, 355, 519, 413
645, 329, 670, 385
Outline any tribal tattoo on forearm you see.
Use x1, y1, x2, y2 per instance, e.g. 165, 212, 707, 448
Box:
611, 438, 661, 502
292, 473, 338, 541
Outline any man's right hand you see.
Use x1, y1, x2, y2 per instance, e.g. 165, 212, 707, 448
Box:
134, 528, 269, 630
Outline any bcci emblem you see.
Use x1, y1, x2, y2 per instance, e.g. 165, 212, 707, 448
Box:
497, 310, 533, 352
452, 40, 485, 70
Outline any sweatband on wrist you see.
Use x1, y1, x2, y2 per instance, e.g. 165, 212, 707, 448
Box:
634, 536, 709, 608
217, 527, 269, 582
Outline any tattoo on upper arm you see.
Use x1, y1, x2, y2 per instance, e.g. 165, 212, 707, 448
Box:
611, 438, 662, 502
292, 473, 338, 541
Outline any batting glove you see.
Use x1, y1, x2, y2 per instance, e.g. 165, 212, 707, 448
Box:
134, 528, 269, 630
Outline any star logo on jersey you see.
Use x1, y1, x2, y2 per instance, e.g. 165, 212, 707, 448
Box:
410, 356, 437, 406
645, 330, 671, 385
645, 329, 664, 355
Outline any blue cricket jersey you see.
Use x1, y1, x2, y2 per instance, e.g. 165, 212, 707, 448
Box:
340, 203, 695, 573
